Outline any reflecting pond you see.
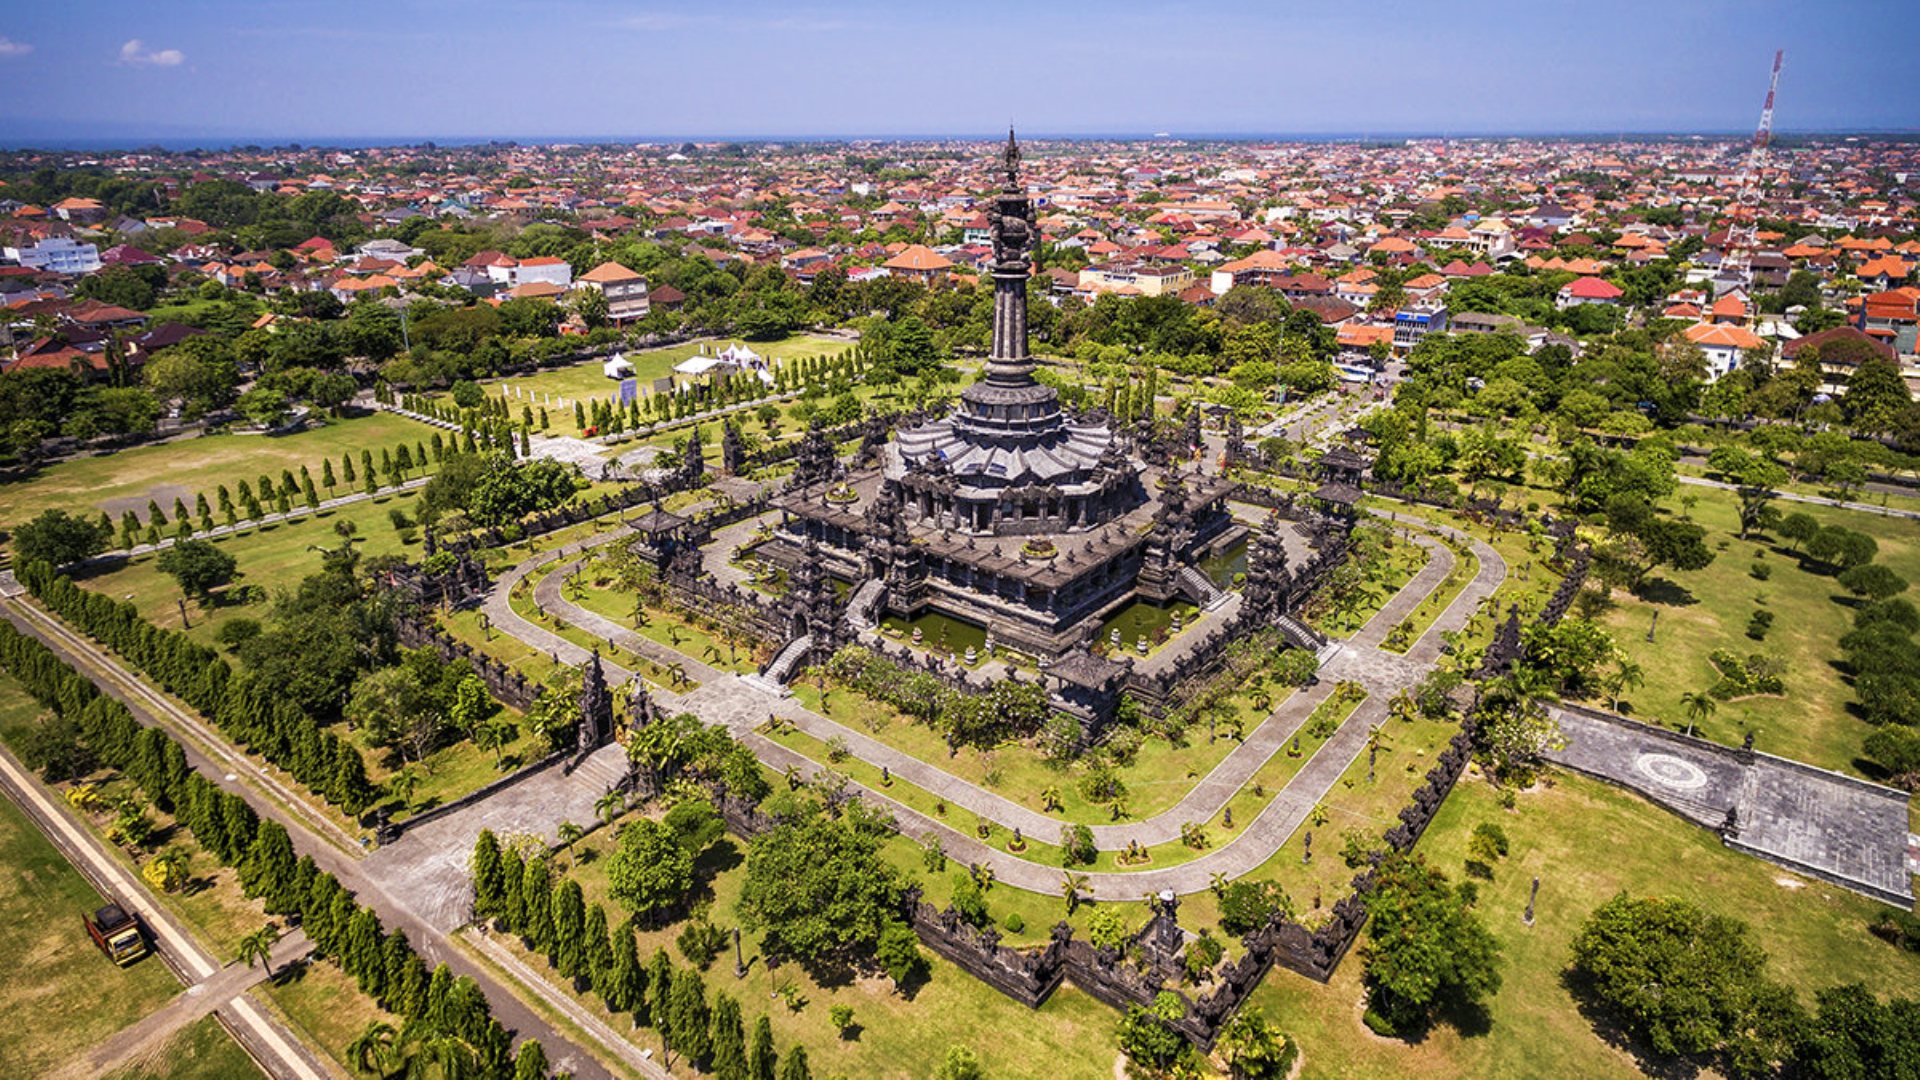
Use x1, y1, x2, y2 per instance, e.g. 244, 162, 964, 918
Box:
1197, 538, 1248, 590
878, 609, 989, 656
1095, 596, 1200, 654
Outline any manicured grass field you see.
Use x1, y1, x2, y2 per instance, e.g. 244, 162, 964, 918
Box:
0, 747, 183, 1078
456, 334, 853, 438
0, 410, 440, 543
103, 1013, 262, 1080
1592, 483, 1920, 773
542, 819, 1128, 1080
259, 956, 401, 1077
782, 674, 1282, 827
1243, 768, 1920, 1079
71, 485, 432, 646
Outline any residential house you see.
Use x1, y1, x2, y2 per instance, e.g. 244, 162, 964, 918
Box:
1857, 288, 1919, 358
1780, 325, 1899, 396
1682, 321, 1767, 382
881, 244, 953, 285
1556, 276, 1623, 309
577, 261, 650, 322
1392, 301, 1449, 355
6, 236, 101, 274
513, 256, 573, 289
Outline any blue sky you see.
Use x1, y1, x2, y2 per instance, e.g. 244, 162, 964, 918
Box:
0, 1, 1914, 144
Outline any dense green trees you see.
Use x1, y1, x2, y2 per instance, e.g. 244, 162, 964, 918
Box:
0, 617, 542, 1075
1360, 853, 1503, 1037
20, 562, 376, 813
737, 799, 907, 966
1569, 894, 1806, 1076
606, 817, 697, 924
155, 538, 237, 602
11, 509, 112, 568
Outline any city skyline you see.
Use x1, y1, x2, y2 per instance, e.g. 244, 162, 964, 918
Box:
2, 0, 1917, 147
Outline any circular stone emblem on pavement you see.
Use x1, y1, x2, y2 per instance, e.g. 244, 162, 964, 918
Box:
1633, 753, 1708, 791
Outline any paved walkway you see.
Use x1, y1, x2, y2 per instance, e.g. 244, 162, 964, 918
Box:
364, 744, 631, 933
1548, 705, 1914, 906
81, 475, 432, 563
1675, 472, 1920, 521
0, 600, 618, 1080
0, 743, 328, 1080
79, 930, 315, 1080
490, 507, 1508, 898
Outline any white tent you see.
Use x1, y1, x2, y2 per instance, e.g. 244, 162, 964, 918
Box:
603, 353, 634, 379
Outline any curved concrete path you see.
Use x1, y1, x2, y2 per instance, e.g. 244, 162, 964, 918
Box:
486, 508, 1509, 898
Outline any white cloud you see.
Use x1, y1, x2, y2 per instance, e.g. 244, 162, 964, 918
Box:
0, 36, 32, 58
119, 39, 184, 66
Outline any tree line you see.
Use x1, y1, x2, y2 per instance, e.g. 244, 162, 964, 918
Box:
20, 561, 378, 813
0, 617, 554, 1079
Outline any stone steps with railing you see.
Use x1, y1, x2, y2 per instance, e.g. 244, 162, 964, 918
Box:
846, 579, 886, 630
1174, 565, 1227, 610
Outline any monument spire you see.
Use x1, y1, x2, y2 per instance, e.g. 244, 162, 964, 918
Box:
984, 128, 1036, 380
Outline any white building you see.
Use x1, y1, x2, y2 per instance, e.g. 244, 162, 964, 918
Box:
513, 256, 573, 288
6, 236, 102, 274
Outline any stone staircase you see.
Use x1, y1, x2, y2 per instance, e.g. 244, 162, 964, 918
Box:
846, 579, 886, 630
1276, 612, 1330, 652
742, 633, 813, 695
568, 742, 629, 794
1175, 565, 1228, 610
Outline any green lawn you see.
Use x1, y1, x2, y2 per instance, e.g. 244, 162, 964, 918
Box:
448, 334, 853, 439
70, 485, 432, 646
0, 410, 440, 544
537, 818, 1128, 1080
782, 671, 1286, 828
1242, 768, 1920, 1079
0, 750, 183, 1078
1591, 483, 1920, 773
259, 956, 402, 1078
103, 1013, 262, 1080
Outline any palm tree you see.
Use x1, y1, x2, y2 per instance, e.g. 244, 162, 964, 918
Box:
388, 765, 422, 811
1680, 691, 1717, 738
472, 718, 511, 768
1608, 659, 1644, 712
594, 790, 625, 829
1061, 873, 1089, 915
1208, 872, 1228, 899
1039, 785, 1062, 813
237, 924, 281, 979
345, 1020, 400, 1078
556, 821, 584, 866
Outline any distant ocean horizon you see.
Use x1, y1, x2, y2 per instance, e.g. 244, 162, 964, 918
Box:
2, 126, 1917, 153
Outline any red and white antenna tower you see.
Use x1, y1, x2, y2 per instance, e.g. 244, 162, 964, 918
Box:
1721, 49, 1784, 289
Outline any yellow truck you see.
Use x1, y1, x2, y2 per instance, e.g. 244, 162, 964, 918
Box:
84, 902, 149, 966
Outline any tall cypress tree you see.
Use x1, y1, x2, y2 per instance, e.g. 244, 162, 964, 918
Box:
646, 948, 675, 1031
472, 830, 504, 918
583, 904, 614, 998
345, 908, 385, 998
501, 849, 527, 934
422, 964, 455, 1032
243, 820, 297, 913
521, 858, 554, 955
710, 993, 747, 1080
777, 1044, 810, 1080
667, 966, 712, 1065
381, 929, 419, 1016
749, 1015, 777, 1080
511, 1038, 549, 1080
605, 919, 642, 1019
553, 878, 586, 980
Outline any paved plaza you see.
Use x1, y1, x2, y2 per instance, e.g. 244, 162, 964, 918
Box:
1549, 706, 1914, 905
